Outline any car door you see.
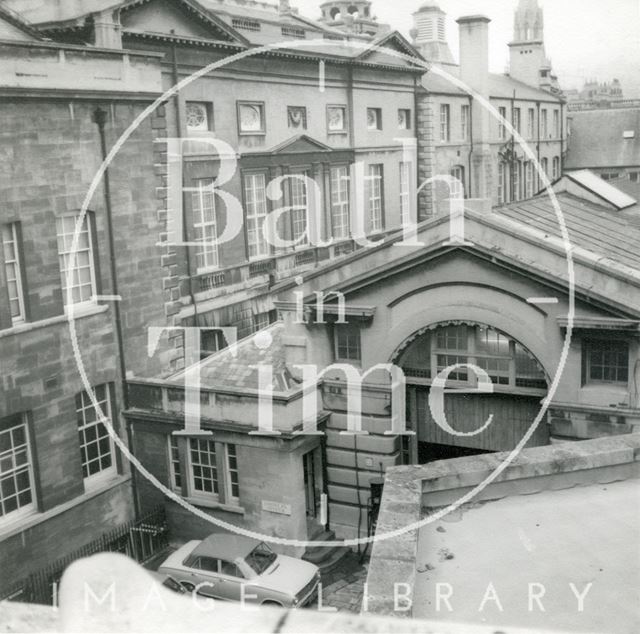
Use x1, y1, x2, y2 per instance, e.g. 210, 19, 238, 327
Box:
214, 559, 246, 602
187, 556, 223, 599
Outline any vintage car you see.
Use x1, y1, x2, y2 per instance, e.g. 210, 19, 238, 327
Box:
158, 534, 320, 608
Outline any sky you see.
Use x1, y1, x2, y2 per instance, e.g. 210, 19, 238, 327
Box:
294, 0, 640, 96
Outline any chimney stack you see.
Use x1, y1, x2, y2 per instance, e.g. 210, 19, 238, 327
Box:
457, 15, 490, 103
456, 15, 492, 200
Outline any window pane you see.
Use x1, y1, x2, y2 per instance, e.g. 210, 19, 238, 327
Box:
587, 340, 629, 384
244, 174, 269, 259
331, 166, 350, 239
2, 223, 25, 322
56, 215, 96, 307
0, 417, 34, 519
192, 179, 219, 272
190, 439, 219, 496
76, 385, 114, 481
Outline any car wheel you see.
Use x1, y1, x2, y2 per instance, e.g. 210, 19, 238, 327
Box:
261, 600, 284, 608
181, 582, 196, 593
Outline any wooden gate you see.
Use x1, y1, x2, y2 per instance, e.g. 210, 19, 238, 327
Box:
413, 388, 549, 453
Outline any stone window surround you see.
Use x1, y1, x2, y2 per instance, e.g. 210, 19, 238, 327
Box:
169, 435, 244, 515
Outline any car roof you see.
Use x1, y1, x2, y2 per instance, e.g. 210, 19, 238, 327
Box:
192, 534, 260, 560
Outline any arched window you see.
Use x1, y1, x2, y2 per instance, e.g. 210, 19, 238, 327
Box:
398, 324, 547, 391
330, 7, 341, 20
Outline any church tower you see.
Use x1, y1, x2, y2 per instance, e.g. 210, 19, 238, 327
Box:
410, 2, 455, 65
508, 0, 560, 94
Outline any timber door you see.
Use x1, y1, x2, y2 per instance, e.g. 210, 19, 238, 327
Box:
413, 388, 549, 458
303, 450, 318, 519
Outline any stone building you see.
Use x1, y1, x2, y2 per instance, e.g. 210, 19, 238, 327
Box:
15, 0, 424, 348
127, 180, 640, 544
4, 0, 636, 570
0, 12, 171, 593
3, 0, 425, 561
567, 78, 625, 106
566, 105, 640, 193
412, 2, 567, 213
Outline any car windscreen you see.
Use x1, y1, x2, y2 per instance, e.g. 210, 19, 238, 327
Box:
244, 542, 277, 576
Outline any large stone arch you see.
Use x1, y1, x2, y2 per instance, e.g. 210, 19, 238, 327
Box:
378, 284, 559, 380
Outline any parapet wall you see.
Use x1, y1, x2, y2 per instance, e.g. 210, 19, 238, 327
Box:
366, 434, 640, 618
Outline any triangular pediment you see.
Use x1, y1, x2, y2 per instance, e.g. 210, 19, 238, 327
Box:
0, 7, 41, 41
120, 0, 248, 45
269, 135, 333, 155
357, 31, 425, 69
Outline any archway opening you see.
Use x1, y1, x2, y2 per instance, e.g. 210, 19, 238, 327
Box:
395, 322, 549, 464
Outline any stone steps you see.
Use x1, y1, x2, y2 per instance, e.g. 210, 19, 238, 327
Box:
302, 529, 350, 573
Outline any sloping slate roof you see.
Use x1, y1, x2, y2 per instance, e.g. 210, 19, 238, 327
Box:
199, 0, 340, 47
495, 192, 640, 272
422, 67, 563, 102
0, 3, 42, 38
488, 73, 563, 102
565, 108, 640, 169
184, 323, 295, 392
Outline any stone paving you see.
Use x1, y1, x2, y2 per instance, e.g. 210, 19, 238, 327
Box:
316, 552, 369, 614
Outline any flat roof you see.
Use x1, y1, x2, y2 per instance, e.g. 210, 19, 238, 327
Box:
414, 477, 640, 632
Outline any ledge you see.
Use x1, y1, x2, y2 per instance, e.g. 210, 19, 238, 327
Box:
0, 475, 131, 545
366, 434, 640, 619
183, 498, 245, 515
0, 304, 109, 340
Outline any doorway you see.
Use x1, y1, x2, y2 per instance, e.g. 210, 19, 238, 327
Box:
303, 449, 320, 520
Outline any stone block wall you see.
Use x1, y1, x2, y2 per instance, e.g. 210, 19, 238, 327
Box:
0, 95, 171, 590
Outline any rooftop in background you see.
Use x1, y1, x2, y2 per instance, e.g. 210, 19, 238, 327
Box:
422, 66, 564, 103
566, 106, 640, 170
556, 170, 637, 211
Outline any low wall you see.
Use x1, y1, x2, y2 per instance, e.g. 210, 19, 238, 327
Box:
365, 434, 640, 618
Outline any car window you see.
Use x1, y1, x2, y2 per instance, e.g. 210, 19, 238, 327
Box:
245, 543, 277, 576
220, 560, 244, 578
198, 557, 221, 573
